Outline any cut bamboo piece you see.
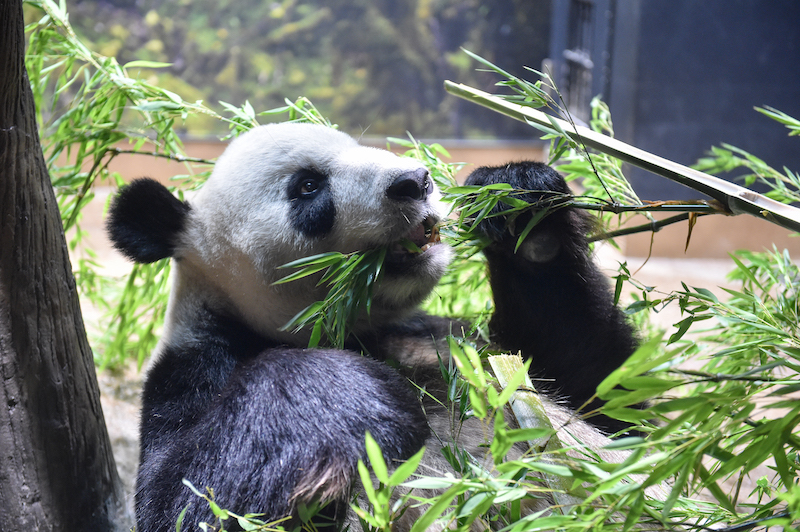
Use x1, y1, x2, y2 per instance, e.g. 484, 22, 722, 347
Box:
488, 354, 586, 513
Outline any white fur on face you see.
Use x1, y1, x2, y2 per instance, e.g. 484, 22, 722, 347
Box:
168, 123, 452, 343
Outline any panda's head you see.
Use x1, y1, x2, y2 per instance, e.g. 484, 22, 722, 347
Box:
107, 123, 452, 344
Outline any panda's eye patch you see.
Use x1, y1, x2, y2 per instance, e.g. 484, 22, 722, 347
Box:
289, 168, 328, 200
288, 168, 335, 238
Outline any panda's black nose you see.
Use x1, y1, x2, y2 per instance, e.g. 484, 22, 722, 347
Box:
387, 169, 432, 201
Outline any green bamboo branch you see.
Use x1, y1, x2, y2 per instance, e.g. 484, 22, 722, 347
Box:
588, 213, 706, 243
572, 201, 724, 214
108, 148, 216, 166
444, 81, 800, 233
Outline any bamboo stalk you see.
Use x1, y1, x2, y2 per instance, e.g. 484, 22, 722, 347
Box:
488, 354, 586, 513
444, 81, 800, 233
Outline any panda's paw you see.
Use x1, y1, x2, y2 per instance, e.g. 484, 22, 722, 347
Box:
291, 455, 357, 505
464, 162, 582, 264
237, 348, 430, 507
464, 161, 571, 199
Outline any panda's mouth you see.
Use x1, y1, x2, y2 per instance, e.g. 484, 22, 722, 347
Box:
387, 216, 441, 260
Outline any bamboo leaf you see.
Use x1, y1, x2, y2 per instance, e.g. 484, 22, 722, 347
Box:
124, 60, 173, 69
388, 447, 425, 486
514, 208, 549, 253
596, 334, 666, 397
364, 432, 389, 485
408, 485, 462, 532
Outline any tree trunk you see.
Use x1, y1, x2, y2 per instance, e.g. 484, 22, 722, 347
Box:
0, 0, 128, 529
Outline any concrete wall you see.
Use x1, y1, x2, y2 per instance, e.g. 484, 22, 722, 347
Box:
612, 0, 800, 201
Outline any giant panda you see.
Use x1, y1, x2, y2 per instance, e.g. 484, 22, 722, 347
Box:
106, 122, 639, 532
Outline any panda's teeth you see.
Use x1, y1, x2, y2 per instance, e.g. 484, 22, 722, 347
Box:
427, 223, 440, 244
388, 218, 440, 260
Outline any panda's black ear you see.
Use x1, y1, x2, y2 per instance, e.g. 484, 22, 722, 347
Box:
106, 178, 191, 263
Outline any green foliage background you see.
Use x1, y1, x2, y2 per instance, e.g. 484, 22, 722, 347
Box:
62, 0, 550, 138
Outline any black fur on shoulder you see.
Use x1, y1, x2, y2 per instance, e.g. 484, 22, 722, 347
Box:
136, 306, 429, 532
466, 162, 639, 434
106, 178, 191, 263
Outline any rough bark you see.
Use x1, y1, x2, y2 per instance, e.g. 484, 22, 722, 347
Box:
0, 0, 127, 529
